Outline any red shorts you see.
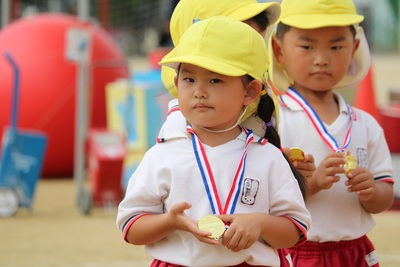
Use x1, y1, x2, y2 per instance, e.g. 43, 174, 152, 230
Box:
279, 235, 379, 267
151, 259, 269, 267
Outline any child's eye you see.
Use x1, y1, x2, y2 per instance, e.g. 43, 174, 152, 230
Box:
331, 46, 342, 51
300, 45, 312, 50
183, 77, 194, 83
210, 78, 222, 84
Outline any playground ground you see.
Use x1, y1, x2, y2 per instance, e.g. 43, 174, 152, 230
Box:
0, 52, 399, 266
0, 178, 399, 267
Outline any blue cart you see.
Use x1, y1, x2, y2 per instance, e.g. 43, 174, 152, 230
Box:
0, 52, 48, 217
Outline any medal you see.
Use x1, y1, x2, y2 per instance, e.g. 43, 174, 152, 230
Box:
344, 153, 358, 177
289, 147, 305, 161
198, 215, 226, 240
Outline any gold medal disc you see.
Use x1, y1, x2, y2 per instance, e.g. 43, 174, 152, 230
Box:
198, 215, 226, 240
289, 147, 305, 161
344, 154, 358, 176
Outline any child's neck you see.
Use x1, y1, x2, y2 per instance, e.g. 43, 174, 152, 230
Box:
189, 124, 242, 147
295, 87, 339, 125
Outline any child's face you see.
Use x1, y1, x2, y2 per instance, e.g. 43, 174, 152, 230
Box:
175, 63, 259, 131
273, 26, 359, 93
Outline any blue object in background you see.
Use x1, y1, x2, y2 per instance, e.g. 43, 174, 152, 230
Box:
0, 128, 47, 208
0, 51, 48, 215
131, 68, 172, 147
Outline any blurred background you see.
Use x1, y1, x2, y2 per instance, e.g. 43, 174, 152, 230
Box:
2, 0, 398, 54
1, 0, 178, 55
0, 0, 399, 266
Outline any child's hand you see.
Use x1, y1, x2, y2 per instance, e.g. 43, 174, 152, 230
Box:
168, 202, 218, 245
345, 168, 395, 213
309, 152, 346, 195
292, 153, 316, 180
283, 147, 316, 179
168, 202, 195, 230
217, 213, 261, 252
345, 168, 375, 201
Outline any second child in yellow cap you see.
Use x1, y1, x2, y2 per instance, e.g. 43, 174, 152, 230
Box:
157, 0, 317, 186
117, 16, 311, 267
268, 0, 395, 266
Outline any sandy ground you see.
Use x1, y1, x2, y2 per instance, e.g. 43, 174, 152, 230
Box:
0, 179, 152, 267
0, 179, 399, 267
0, 52, 400, 267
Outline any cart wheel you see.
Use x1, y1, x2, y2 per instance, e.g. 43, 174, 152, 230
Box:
0, 187, 19, 217
78, 189, 92, 215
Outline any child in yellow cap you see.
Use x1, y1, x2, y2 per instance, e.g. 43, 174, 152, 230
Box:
117, 16, 311, 267
157, 0, 317, 185
269, 0, 395, 266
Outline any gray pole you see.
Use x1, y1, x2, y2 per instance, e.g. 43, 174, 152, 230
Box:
398, 1, 400, 51
74, 0, 90, 211
1, 0, 11, 28
77, 0, 90, 21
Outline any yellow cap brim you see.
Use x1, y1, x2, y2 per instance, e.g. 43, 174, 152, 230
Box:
228, 2, 281, 25
161, 53, 247, 79
281, 14, 363, 29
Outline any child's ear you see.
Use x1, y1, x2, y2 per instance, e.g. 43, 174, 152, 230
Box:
271, 36, 285, 64
243, 80, 262, 106
174, 75, 178, 87
352, 38, 361, 58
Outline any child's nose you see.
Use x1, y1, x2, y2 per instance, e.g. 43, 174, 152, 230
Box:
313, 52, 329, 66
194, 85, 208, 99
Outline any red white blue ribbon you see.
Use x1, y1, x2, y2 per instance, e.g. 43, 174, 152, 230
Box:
285, 88, 355, 152
187, 125, 253, 215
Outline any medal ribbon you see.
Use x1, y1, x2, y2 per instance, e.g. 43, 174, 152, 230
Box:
285, 88, 355, 152
187, 125, 253, 215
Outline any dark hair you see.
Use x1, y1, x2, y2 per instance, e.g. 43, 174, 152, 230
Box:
275, 22, 357, 40
275, 22, 291, 40
243, 75, 307, 199
249, 11, 270, 33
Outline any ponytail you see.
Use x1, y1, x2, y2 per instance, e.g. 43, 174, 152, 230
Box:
257, 91, 307, 199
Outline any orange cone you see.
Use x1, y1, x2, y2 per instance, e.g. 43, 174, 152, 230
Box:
354, 65, 382, 124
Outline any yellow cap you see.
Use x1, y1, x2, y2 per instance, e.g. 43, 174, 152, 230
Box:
163, 0, 281, 98
280, 0, 363, 29
270, 0, 370, 92
171, 0, 281, 46
160, 16, 268, 83
159, 16, 269, 121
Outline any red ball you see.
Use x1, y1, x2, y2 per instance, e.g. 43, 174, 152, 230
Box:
0, 13, 129, 177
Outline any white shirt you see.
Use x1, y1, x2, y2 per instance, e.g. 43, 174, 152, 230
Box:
117, 129, 311, 266
278, 91, 394, 242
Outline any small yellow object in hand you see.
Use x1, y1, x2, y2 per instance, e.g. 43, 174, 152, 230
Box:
198, 215, 226, 240
344, 154, 358, 177
289, 147, 305, 161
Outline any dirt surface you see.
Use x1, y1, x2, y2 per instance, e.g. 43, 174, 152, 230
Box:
1, 53, 400, 266
0, 179, 152, 267
0, 179, 399, 267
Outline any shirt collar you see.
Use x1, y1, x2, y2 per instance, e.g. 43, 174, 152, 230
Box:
157, 128, 267, 145
279, 90, 350, 115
